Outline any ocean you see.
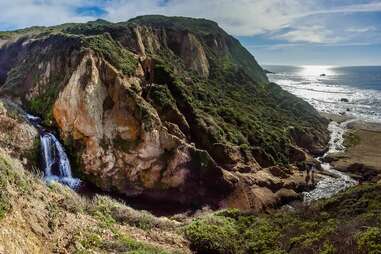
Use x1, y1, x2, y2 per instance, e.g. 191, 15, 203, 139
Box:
264, 65, 381, 123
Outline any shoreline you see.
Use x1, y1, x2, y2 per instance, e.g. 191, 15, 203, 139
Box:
320, 112, 381, 183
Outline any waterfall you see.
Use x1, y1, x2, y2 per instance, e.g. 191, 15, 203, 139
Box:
26, 114, 81, 189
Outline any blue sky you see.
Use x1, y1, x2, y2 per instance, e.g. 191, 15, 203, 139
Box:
1, 0, 381, 66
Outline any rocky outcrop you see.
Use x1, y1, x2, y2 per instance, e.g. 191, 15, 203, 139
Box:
0, 16, 329, 210
51, 50, 233, 205
221, 165, 309, 211
0, 99, 38, 166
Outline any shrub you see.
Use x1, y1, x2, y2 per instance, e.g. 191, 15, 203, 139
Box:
184, 215, 241, 254
82, 34, 138, 75
357, 227, 381, 254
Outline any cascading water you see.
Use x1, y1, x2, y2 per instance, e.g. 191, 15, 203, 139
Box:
26, 114, 80, 189
303, 119, 358, 202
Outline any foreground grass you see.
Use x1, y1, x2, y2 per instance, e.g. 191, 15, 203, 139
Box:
1, 144, 380, 253
0, 150, 189, 253
184, 184, 381, 254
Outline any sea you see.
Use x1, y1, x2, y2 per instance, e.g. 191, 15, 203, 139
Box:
263, 65, 381, 123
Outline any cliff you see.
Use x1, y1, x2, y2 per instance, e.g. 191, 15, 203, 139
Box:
0, 15, 329, 210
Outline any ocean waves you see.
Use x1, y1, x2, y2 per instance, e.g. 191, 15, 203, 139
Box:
266, 65, 381, 123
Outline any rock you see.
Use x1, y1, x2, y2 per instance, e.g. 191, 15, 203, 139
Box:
164, 122, 187, 140
211, 143, 260, 172
0, 16, 330, 211
275, 188, 301, 204
221, 184, 279, 212
321, 152, 347, 163
220, 165, 308, 211
264, 69, 274, 74
345, 163, 378, 182
289, 145, 307, 162
50, 52, 234, 205
0, 99, 38, 163
289, 126, 329, 157
267, 166, 291, 179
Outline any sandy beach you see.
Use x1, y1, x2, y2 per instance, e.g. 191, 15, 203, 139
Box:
321, 112, 381, 182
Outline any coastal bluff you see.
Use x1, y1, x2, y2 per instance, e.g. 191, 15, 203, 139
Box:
0, 15, 329, 210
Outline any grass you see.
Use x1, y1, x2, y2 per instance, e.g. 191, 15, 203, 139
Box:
0, 148, 185, 253
88, 195, 177, 231
73, 195, 177, 253
0, 151, 31, 220
75, 227, 171, 254
184, 184, 381, 254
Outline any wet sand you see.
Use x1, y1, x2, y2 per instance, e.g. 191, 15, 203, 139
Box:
321, 113, 381, 182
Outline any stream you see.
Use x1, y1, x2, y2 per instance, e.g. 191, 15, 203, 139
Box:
26, 114, 81, 189
303, 119, 358, 202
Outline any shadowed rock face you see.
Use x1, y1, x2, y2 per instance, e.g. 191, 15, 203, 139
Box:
0, 15, 329, 210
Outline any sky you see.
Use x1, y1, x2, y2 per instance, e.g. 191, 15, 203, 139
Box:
1, 0, 381, 66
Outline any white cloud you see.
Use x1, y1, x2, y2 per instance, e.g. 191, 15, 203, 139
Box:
0, 0, 97, 29
102, 0, 311, 36
101, 0, 381, 36
247, 41, 381, 51
302, 1, 381, 16
1, 0, 381, 39
346, 26, 377, 33
274, 26, 342, 43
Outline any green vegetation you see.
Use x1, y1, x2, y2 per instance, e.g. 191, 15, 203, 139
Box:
75, 227, 170, 254
151, 60, 325, 165
0, 181, 10, 220
88, 195, 175, 231
148, 85, 178, 112
129, 15, 224, 36
82, 34, 138, 75
129, 15, 268, 83
356, 227, 381, 254
184, 184, 381, 254
28, 82, 61, 126
60, 19, 112, 36
0, 26, 49, 39
184, 215, 241, 254
71, 195, 178, 253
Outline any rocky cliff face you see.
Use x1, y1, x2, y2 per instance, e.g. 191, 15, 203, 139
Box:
0, 16, 329, 210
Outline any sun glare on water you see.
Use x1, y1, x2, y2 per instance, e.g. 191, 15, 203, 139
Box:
299, 65, 336, 77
